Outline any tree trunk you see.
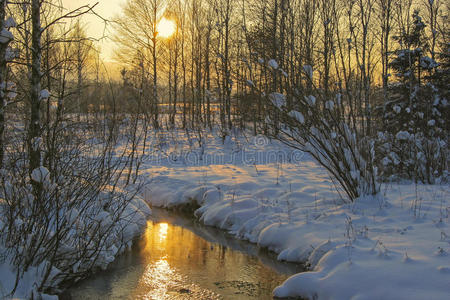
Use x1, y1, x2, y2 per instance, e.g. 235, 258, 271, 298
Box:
0, 0, 9, 168
29, 0, 42, 174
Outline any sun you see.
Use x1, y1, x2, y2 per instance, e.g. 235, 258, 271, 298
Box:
157, 17, 176, 38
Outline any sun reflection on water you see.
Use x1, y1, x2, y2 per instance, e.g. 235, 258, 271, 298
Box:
158, 222, 168, 241
69, 216, 299, 300
139, 257, 175, 299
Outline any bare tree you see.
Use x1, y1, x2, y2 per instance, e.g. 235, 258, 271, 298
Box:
114, 0, 165, 129
0, 0, 16, 167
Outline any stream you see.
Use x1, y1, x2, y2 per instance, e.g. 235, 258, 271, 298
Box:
65, 208, 304, 299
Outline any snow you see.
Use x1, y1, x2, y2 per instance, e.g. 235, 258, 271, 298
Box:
268, 59, 279, 69
3, 126, 448, 299
303, 65, 313, 79
325, 100, 334, 110
420, 56, 439, 69
39, 89, 50, 100
0, 28, 13, 43
396, 130, 410, 140
1, 153, 152, 300
4, 17, 17, 28
269, 92, 286, 108
31, 166, 50, 183
305, 95, 316, 106
5, 47, 17, 61
134, 128, 449, 300
0, 188, 151, 299
288, 110, 305, 124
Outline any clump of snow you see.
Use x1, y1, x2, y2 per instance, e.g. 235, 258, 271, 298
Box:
5, 47, 17, 61
4, 17, 17, 28
31, 136, 43, 151
325, 100, 334, 110
395, 130, 410, 140
288, 110, 305, 124
305, 95, 316, 106
39, 89, 50, 100
268, 59, 278, 69
269, 92, 286, 108
31, 166, 50, 183
420, 56, 439, 69
0, 28, 13, 44
303, 65, 313, 78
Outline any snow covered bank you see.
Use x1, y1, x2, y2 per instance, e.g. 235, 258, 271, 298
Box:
139, 132, 450, 300
0, 186, 151, 299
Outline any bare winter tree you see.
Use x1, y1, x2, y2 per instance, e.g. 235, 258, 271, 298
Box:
0, 1, 154, 298
0, 0, 16, 167
114, 0, 165, 129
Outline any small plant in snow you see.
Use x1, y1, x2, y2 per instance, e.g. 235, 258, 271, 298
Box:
435, 247, 447, 256
344, 216, 356, 241
286, 197, 293, 224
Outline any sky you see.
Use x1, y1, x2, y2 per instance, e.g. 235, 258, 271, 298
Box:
62, 0, 125, 62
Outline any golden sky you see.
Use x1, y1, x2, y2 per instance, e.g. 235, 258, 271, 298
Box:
62, 0, 125, 62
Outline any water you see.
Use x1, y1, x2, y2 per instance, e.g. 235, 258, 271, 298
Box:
65, 208, 304, 300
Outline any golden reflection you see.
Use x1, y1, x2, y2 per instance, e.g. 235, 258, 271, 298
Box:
69, 217, 298, 300
158, 222, 168, 241
126, 219, 293, 299
140, 257, 175, 299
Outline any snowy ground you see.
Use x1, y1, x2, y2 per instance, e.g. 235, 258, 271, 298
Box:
2, 127, 447, 299
138, 129, 450, 300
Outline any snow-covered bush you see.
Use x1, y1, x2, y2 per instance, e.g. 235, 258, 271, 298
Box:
265, 91, 379, 201
240, 53, 379, 201
376, 129, 448, 183
0, 113, 150, 298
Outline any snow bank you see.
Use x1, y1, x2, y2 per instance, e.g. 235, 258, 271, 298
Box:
0, 187, 151, 299
137, 129, 449, 300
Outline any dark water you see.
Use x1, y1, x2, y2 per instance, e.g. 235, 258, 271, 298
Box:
66, 208, 304, 300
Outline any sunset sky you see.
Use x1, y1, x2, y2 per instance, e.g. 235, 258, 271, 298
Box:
62, 0, 125, 61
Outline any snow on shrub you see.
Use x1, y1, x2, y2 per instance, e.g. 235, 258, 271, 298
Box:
31, 166, 50, 183
268, 59, 278, 69
265, 90, 379, 201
